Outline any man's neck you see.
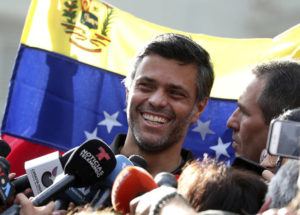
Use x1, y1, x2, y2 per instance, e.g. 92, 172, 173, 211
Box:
121, 134, 183, 177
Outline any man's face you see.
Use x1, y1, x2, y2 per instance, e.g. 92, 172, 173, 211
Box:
126, 54, 206, 152
226, 77, 269, 162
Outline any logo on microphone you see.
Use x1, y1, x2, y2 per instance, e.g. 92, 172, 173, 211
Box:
1, 181, 11, 197
0, 167, 12, 198
41, 167, 58, 187
96, 146, 111, 161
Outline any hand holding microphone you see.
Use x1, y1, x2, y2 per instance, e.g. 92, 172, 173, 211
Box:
11, 147, 76, 195
2, 138, 116, 214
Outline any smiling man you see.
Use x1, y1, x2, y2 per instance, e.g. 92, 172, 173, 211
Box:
226, 60, 300, 166
110, 33, 214, 176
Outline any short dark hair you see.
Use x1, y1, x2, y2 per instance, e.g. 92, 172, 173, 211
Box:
124, 33, 214, 101
178, 159, 267, 214
253, 60, 300, 124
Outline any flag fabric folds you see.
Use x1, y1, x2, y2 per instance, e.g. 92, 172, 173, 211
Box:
2, 0, 300, 175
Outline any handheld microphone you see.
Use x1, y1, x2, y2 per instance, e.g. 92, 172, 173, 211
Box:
11, 147, 75, 194
55, 155, 148, 210
89, 154, 134, 209
154, 172, 177, 188
128, 154, 148, 169
0, 140, 11, 158
57, 154, 134, 209
111, 166, 158, 214
31, 139, 116, 206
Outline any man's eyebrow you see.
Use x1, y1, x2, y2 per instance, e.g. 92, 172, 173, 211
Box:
237, 102, 249, 114
136, 76, 190, 96
136, 76, 156, 83
168, 84, 189, 93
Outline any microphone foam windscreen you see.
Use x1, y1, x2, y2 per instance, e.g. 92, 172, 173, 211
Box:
0, 140, 11, 158
105, 155, 133, 186
111, 166, 158, 214
128, 154, 147, 169
64, 139, 116, 186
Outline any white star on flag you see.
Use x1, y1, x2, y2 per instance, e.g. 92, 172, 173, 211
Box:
98, 111, 122, 133
192, 119, 215, 140
84, 127, 99, 140
209, 137, 231, 159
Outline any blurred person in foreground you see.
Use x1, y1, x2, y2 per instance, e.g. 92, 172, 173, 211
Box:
258, 108, 300, 214
130, 158, 267, 215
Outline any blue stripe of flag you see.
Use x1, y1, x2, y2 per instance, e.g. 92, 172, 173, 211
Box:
2, 45, 236, 162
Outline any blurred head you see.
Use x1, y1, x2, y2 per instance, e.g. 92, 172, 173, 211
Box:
261, 107, 300, 172
124, 33, 214, 152
227, 60, 300, 162
266, 160, 299, 209
178, 159, 267, 214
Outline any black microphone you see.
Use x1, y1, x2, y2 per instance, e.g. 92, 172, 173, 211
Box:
128, 154, 148, 169
54, 154, 148, 210
89, 154, 148, 210
0, 140, 11, 158
11, 147, 76, 194
54, 154, 134, 210
31, 139, 116, 206
0, 157, 14, 207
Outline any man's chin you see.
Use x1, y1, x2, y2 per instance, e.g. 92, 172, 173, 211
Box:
135, 137, 172, 153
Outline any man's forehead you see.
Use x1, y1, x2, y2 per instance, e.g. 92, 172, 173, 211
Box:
237, 78, 265, 110
240, 76, 264, 98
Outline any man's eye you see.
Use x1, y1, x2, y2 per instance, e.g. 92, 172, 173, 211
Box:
137, 83, 153, 91
169, 90, 186, 98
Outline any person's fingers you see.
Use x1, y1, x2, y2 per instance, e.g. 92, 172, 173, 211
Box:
258, 197, 272, 213
52, 209, 67, 215
260, 155, 278, 173
129, 196, 141, 215
15, 193, 29, 205
36, 201, 55, 215
15, 193, 35, 215
262, 170, 274, 182
8, 172, 16, 180
259, 208, 278, 215
24, 188, 33, 197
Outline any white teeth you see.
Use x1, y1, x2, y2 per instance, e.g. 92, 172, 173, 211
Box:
143, 113, 168, 124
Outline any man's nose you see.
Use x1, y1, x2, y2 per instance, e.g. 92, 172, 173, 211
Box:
148, 89, 168, 107
226, 108, 239, 130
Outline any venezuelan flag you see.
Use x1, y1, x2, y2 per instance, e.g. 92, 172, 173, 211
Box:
2, 0, 300, 175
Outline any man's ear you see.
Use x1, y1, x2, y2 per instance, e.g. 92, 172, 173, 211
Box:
191, 98, 208, 123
